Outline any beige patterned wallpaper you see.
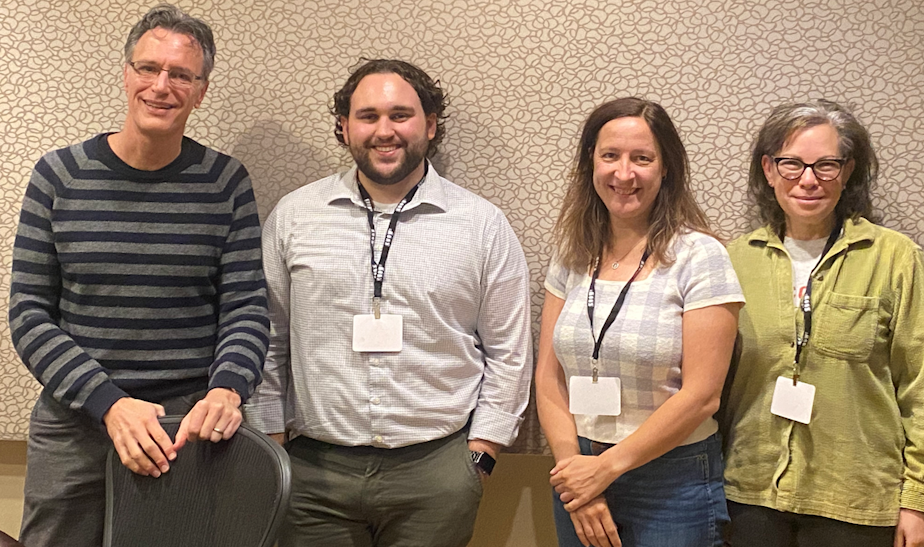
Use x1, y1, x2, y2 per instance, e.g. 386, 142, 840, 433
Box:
1, 0, 922, 451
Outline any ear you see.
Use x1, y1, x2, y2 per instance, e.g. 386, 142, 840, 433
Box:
123, 63, 130, 93
761, 155, 775, 186
340, 116, 351, 145
193, 80, 209, 108
426, 113, 437, 141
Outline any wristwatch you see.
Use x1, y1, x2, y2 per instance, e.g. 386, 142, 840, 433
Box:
470, 451, 496, 476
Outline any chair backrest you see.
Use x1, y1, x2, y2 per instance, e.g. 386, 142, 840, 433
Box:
103, 416, 290, 547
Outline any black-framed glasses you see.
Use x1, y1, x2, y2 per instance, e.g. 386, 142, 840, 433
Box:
773, 157, 847, 182
128, 61, 204, 88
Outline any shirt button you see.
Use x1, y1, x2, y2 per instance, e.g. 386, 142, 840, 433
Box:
373, 435, 384, 444
371, 397, 380, 405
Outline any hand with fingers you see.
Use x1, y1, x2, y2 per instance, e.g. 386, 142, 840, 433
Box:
570, 496, 621, 547
103, 397, 176, 477
896, 508, 924, 547
173, 387, 242, 451
551, 454, 614, 512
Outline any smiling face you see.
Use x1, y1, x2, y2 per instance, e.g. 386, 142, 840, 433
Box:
762, 123, 854, 239
122, 28, 208, 141
592, 116, 666, 230
341, 72, 436, 193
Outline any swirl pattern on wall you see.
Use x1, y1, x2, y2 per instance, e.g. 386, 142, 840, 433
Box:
1, 0, 922, 452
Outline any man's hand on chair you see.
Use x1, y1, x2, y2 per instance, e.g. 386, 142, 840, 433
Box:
173, 388, 242, 451
103, 397, 174, 477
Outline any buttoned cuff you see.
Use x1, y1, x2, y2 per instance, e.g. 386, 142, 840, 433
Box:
242, 397, 286, 435
468, 406, 524, 447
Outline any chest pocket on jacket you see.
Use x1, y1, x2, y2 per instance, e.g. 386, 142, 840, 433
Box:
813, 293, 880, 361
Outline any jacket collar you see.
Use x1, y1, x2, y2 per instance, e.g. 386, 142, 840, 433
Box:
747, 217, 876, 252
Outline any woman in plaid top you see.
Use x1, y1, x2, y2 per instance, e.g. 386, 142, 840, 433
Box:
536, 97, 744, 547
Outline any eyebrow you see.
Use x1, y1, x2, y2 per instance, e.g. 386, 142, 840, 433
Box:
597, 146, 658, 155
353, 106, 417, 116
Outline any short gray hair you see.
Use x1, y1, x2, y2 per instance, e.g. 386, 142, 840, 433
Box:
124, 4, 216, 80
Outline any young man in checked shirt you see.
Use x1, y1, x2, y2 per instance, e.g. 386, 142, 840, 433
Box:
245, 59, 533, 547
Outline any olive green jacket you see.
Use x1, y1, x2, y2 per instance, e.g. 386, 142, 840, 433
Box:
721, 218, 924, 526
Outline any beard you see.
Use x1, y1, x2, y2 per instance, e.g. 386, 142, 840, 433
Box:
350, 136, 429, 186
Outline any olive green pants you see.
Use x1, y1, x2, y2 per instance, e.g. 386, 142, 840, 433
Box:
280, 429, 483, 547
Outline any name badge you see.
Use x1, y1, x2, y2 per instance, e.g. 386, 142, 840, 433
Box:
569, 376, 621, 416
352, 314, 402, 352
770, 376, 815, 424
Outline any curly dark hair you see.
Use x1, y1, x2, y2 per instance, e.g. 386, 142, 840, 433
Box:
748, 100, 878, 236
553, 97, 712, 271
331, 59, 449, 158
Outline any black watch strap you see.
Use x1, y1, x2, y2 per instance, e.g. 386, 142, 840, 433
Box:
470, 451, 496, 475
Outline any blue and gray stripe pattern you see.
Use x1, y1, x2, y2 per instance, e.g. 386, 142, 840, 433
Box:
10, 134, 269, 422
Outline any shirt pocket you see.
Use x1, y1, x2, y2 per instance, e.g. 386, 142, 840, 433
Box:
813, 292, 880, 361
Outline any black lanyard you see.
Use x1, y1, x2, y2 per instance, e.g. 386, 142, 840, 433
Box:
586, 249, 650, 381
792, 219, 843, 384
356, 180, 421, 318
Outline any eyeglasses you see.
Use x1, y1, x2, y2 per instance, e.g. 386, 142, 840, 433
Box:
128, 61, 204, 88
772, 157, 847, 182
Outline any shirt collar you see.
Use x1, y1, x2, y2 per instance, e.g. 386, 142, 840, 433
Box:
747, 217, 877, 252
326, 161, 449, 213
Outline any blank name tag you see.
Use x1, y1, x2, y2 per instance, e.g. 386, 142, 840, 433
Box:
352, 314, 402, 352
569, 376, 621, 416
770, 376, 816, 424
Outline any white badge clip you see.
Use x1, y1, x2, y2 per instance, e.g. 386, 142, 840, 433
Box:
569, 369, 621, 416
353, 298, 402, 352
770, 376, 815, 424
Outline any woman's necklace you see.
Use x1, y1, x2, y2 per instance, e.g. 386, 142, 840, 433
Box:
610, 237, 647, 270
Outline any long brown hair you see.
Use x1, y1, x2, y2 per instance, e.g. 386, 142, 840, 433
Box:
553, 97, 712, 272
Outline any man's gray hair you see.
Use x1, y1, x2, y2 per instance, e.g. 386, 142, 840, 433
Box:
124, 4, 216, 80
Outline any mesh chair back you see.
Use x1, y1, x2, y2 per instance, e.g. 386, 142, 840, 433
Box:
103, 417, 290, 547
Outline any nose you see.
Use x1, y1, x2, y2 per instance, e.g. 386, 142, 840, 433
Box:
150, 69, 171, 93
612, 157, 634, 180
798, 165, 819, 187
374, 118, 396, 139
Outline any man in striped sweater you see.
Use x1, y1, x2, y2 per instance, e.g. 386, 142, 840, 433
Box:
9, 5, 269, 546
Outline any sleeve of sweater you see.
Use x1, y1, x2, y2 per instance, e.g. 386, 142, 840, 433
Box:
206, 163, 270, 402
9, 152, 131, 421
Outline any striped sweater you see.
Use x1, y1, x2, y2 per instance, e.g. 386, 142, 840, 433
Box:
10, 134, 270, 422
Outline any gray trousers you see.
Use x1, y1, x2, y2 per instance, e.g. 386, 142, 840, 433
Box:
20, 389, 204, 547
280, 429, 483, 547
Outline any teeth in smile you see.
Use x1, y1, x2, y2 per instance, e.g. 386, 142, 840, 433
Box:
612, 187, 637, 195
375, 146, 398, 152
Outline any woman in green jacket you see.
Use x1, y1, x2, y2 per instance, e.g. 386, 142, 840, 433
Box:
722, 100, 924, 547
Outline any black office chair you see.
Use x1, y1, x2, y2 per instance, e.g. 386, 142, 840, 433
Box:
103, 416, 291, 547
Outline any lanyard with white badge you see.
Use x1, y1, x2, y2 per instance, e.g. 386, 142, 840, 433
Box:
769, 219, 843, 424
350, 179, 421, 353
569, 249, 650, 416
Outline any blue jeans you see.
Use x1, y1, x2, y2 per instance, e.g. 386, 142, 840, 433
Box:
552, 433, 729, 547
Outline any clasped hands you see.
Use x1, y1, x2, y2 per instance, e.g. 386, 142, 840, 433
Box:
552, 454, 623, 547
102, 387, 242, 477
